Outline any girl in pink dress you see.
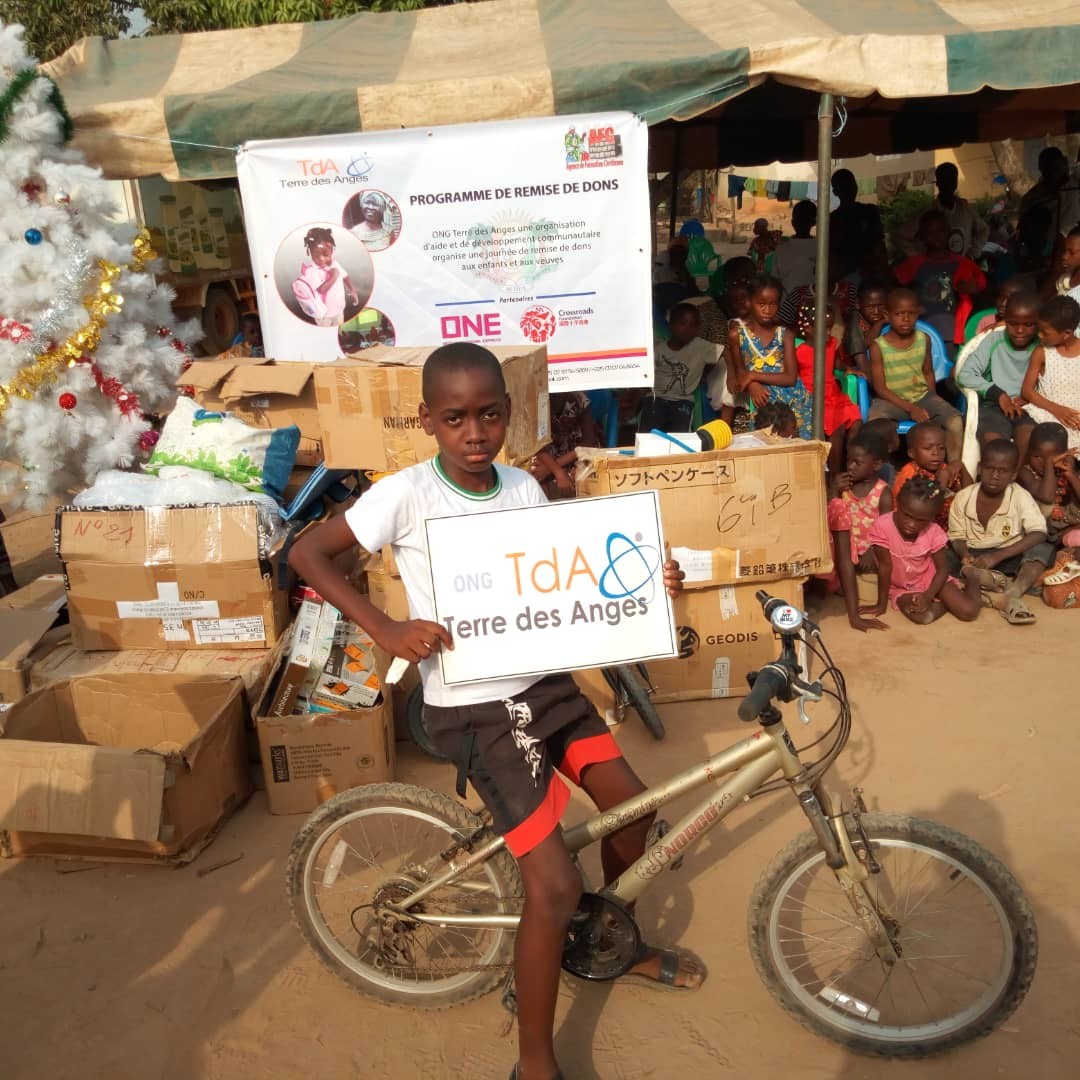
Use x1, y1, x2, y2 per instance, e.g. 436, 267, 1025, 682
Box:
863, 475, 981, 625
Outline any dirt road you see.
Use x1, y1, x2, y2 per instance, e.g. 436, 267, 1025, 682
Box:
2, 598, 1076, 1079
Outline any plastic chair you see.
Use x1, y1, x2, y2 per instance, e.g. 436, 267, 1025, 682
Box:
964, 308, 995, 343
585, 389, 621, 448
952, 331, 990, 479
838, 371, 872, 421
877, 320, 955, 436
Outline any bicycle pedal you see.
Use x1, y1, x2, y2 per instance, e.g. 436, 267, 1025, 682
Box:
645, 819, 684, 871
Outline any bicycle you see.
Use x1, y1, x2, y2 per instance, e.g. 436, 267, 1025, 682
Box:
286, 590, 1037, 1058
404, 662, 665, 759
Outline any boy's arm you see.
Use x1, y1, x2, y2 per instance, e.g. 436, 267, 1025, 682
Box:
921, 337, 936, 394
1017, 460, 1058, 505
289, 517, 452, 662
956, 337, 994, 395
971, 530, 1047, 569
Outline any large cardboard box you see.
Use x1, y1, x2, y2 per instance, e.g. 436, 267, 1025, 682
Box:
644, 579, 806, 704
0, 496, 63, 586
29, 630, 282, 716
56, 504, 290, 652
576, 440, 831, 585
0, 575, 68, 709
0, 674, 251, 862
256, 688, 395, 814
181, 357, 322, 466
314, 344, 551, 471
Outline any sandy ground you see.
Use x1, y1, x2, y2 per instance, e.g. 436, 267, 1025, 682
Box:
2, 596, 1077, 1080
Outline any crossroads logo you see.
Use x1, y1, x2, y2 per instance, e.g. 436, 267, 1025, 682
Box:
564, 125, 624, 171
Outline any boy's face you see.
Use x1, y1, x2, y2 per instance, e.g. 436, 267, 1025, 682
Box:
1062, 234, 1080, 272
888, 297, 919, 335
895, 496, 937, 541
726, 285, 752, 319
1004, 306, 1038, 350
750, 288, 780, 326
996, 282, 1023, 316
1037, 319, 1072, 349
670, 310, 700, 346
419, 369, 510, 478
859, 289, 887, 324
909, 427, 946, 472
242, 319, 262, 347
979, 450, 1018, 496
310, 242, 334, 268
846, 444, 881, 483
1027, 438, 1064, 477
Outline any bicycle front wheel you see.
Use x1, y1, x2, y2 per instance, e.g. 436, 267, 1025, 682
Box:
287, 782, 521, 1008
748, 812, 1037, 1058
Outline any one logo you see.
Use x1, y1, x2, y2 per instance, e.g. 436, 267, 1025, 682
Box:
520, 305, 556, 343
598, 531, 661, 601
676, 625, 699, 659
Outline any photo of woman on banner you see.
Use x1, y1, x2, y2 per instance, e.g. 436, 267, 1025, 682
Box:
343, 189, 402, 252
274, 222, 374, 328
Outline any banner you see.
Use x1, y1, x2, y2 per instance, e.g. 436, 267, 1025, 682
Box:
425, 492, 676, 685
236, 113, 652, 391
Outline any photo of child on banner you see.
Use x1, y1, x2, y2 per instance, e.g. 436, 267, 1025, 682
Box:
275, 222, 373, 328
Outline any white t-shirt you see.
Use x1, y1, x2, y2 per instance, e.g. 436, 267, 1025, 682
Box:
773, 236, 817, 295
345, 458, 547, 707
653, 337, 717, 402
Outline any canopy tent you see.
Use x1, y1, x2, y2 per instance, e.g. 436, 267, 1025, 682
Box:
43, 0, 1080, 182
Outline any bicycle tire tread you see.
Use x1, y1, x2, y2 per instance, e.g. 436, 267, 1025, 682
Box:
746, 812, 1038, 1058
286, 782, 521, 1009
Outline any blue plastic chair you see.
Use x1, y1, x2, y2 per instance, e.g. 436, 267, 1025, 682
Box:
585, 389, 621, 448
876, 320, 956, 436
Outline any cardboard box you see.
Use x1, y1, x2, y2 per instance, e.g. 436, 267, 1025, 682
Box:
0, 496, 63, 586
0, 575, 68, 709
0, 674, 251, 862
56, 503, 290, 652
644, 579, 806, 704
576, 441, 831, 586
314, 344, 551, 471
256, 692, 395, 814
267, 593, 324, 717
181, 357, 322, 466
29, 630, 282, 717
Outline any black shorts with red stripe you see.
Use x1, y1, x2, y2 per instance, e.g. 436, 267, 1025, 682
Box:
422, 673, 622, 857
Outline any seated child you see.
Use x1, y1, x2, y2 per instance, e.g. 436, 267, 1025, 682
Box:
892, 421, 973, 526
862, 417, 900, 485
869, 288, 965, 463
529, 391, 600, 499
947, 439, 1054, 625
289, 343, 701, 1080
793, 297, 862, 475
754, 401, 798, 438
957, 291, 1039, 452
1021, 295, 1080, 450
894, 209, 987, 349
728, 275, 813, 438
841, 279, 888, 375
974, 277, 1026, 337
1017, 421, 1080, 552
827, 428, 893, 631
642, 302, 718, 433
1056, 225, 1080, 308
865, 476, 981, 625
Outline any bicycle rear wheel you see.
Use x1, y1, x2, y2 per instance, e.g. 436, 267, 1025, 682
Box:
748, 812, 1037, 1057
611, 664, 665, 740
287, 782, 521, 1008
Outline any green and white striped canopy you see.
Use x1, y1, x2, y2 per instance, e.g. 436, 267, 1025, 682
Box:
43, 0, 1080, 180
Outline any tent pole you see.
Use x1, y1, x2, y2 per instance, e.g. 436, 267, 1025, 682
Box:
669, 128, 681, 240
812, 92, 834, 442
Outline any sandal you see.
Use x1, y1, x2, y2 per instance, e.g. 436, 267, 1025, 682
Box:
619, 945, 707, 993
1043, 560, 1080, 587
1001, 597, 1037, 625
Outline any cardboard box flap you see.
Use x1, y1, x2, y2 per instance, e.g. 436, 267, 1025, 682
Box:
0, 739, 165, 841
0, 574, 67, 613
0, 610, 60, 672
57, 504, 262, 565
220, 362, 315, 401
179, 356, 261, 393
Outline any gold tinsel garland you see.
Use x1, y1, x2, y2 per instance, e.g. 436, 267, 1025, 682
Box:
0, 229, 155, 417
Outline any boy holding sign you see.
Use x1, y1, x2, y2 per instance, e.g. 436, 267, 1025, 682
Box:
291, 343, 700, 1080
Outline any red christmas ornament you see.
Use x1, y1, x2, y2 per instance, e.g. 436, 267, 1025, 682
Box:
156, 326, 171, 338
58, 392, 77, 410
139, 429, 160, 451
21, 179, 44, 200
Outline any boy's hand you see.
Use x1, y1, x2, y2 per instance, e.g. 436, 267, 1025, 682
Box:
378, 618, 454, 663
909, 405, 931, 423
849, 613, 888, 633
998, 392, 1023, 419
1055, 451, 1078, 474
662, 559, 685, 597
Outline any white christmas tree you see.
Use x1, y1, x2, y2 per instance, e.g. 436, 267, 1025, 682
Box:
0, 22, 198, 505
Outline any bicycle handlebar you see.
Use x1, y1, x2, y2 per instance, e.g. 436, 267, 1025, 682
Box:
736, 590, 816, 722
737, 663, 789, 722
